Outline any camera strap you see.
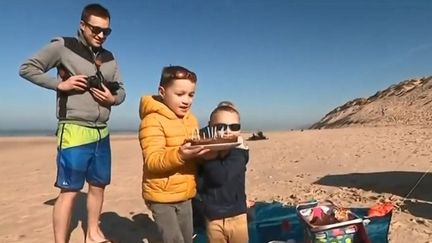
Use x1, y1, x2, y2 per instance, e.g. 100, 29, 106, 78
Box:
56, 64, 71, 118
94, 57, 105, 82
57, 64, 73, 81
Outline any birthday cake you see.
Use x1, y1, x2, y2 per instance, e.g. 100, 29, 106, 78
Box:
185, 135, 238, 146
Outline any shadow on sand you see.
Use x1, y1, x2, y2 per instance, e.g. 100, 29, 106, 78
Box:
313, 171, 432, 220
44, 192, 160, 243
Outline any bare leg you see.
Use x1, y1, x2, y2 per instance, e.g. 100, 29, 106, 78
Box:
53, 190, 78, 243
85, 184, 107, 243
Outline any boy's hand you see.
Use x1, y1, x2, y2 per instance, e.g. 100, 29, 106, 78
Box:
236, 136, 248, 150
90, 83, 115, 107
179, 143, 210, 161
247, 197, 256, 208
57, 75, 87, 92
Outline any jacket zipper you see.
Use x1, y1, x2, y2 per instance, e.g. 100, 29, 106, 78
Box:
89, 49, 101, 127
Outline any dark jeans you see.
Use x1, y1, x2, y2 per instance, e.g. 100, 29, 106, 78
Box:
147, 199, 193, 243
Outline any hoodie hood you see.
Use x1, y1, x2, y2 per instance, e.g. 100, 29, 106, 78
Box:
77, 30, 92, 48
77, 29, 104, 53
139, 95, 191, 120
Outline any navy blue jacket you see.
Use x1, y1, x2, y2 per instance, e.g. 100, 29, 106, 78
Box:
197, 148, 249, 220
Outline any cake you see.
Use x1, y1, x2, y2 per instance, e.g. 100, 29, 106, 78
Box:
185, 135, 238, 146
333, 208, 351, 222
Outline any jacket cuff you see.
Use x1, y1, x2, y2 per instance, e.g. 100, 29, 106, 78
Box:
48, 78, 61, 90
175, 147, 186, 164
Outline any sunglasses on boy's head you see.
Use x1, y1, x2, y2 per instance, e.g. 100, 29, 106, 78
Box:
213, 123, 241, 132
83, 21, 112, 36
162, 68, 197, 83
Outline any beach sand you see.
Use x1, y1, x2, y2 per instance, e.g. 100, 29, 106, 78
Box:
1, 127, 431, 242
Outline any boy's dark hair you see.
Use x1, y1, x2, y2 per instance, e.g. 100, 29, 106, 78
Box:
160, 65, 197, 88
81, 4, 111, 22
210, 102, 240, 121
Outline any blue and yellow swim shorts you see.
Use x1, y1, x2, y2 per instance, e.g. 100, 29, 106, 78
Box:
55, 123, 111, 190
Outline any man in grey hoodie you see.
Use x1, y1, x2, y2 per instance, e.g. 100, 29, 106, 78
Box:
19, 4, 125, 243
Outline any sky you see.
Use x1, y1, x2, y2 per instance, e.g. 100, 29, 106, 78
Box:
2, 0, 432, 132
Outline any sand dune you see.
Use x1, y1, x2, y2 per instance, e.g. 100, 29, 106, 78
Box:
1, 127, 431, 242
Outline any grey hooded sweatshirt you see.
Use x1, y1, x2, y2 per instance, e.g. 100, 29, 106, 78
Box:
19, 31, 126, 127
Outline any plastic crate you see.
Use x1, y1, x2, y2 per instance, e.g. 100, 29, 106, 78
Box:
296, 201, 369, 243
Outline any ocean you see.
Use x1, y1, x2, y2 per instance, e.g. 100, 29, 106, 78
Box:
0, 129, 137, 137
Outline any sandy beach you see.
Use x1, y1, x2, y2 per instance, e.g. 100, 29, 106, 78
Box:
1, 127, 431, 243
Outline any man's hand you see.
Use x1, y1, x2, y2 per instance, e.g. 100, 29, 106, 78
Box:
90, 83, 116, 107
57, 75, 87, 92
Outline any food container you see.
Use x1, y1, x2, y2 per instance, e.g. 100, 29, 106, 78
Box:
296, 201, 369, 243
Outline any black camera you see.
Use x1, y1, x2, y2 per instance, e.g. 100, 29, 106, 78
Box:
86, 75, 103, 90
57, 64, 120, 94
86, 75, 120, 94
104, 81, 120, 94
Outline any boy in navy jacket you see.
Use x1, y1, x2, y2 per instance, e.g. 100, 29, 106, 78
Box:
197, 102, 249, 243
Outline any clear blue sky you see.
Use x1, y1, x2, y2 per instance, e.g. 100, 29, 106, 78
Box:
2, 0, 432, 132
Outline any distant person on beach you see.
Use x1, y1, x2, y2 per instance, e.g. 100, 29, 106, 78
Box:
248, 131, 268, 141
138, 65, 209, 243
196, 102, 250, 243
19, 3, 125, 243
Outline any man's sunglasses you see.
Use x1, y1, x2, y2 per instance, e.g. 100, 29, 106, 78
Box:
83, 21, 112, 36
213, 123, 241, 132
162, 68, 197, 83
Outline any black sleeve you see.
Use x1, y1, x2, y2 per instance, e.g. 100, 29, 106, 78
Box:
201, 148, 248, 187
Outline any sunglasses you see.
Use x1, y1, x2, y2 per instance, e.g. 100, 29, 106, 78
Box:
162, 68, 197, 83
84, 21, 112, 36
213, 123, 241, 132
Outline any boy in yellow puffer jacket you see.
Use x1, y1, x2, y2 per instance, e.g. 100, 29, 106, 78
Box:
138, 65, 209, 243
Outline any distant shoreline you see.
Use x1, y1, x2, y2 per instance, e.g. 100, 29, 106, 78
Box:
0, 130, 138, 137
0, 127, 300, 137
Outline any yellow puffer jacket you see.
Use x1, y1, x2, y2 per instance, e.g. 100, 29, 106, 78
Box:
138, 95, 199, 203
